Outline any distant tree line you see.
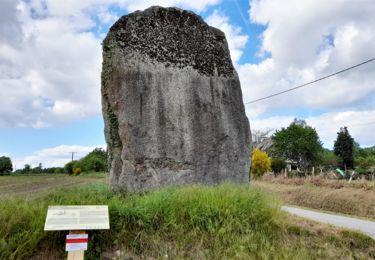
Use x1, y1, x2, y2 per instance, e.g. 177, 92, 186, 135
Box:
64, 148, 107, 175
5, 148, 107, 175
251, 118, 375, 180
13, 163, 65, 174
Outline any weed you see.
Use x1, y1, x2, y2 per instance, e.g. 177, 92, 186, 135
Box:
1, 181, 374, 259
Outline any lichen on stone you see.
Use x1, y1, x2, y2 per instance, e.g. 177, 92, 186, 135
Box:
103, 6, 235, 77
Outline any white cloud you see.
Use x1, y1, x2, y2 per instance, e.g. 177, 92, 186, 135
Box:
116, 0, 220, 12
241, 0, 375, 120
0, 0, 221, 128
251, 110, 375, 148
0, 1, 102, 128
0, 0, 22, 45
206, 10, 248, 64
12, 144, 106, 169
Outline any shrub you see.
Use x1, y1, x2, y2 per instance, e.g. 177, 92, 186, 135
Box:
251, 148, 271, 179
64, 161, 77, 174
271, 157, 287, 173
81, 156, 106, 172
80, 148, 107, 172
73, 167, 81, 176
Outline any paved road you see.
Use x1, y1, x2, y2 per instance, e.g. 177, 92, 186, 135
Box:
281, 206, 375, 240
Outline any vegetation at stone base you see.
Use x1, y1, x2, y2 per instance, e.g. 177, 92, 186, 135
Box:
334, 126, 355, 170
250, 148, 271, 179
1, 182, 373, 259
271, 119, 323, 171
0, 156, 13, 174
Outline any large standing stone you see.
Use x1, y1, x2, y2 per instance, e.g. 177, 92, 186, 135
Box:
102, 6, 251, 191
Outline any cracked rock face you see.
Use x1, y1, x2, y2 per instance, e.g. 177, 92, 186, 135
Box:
102, 6, 251, 191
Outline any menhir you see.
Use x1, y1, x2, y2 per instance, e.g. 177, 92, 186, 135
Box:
101, 6, 251, 191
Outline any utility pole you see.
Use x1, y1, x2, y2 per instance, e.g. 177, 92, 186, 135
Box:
71, 152, 75, 162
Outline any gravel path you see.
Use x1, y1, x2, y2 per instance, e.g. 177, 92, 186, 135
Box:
282, 206, 375, 239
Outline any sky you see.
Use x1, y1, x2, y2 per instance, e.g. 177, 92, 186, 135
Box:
1, 0, 375, 169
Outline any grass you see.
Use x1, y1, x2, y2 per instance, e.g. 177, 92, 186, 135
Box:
262, 175, 375, 190
0, 178, 374, 259
0, 173, 105, 199
254, 177, 375, 219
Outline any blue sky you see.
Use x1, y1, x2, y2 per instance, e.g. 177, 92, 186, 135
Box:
1, 0, 375, 168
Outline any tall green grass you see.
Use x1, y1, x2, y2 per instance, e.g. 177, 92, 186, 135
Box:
0, 183, 286, 259
1, 183, 373, 259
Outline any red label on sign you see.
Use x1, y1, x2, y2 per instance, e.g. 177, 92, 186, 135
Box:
66, 238, 89, 243
65, 234, 89, 252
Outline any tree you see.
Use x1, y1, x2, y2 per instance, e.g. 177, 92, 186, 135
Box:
23, 164, 31, 173
0, 156, 13, 174
319, 149, 339, 169
271, 119, 323, 171
80, 148, 107, 172
64, 161, 77, 174
271, 157, 287, 173
334, 127, 354, 170
32, 163, 43, 174
356, 156, 375, 174
251, 148, 271, 179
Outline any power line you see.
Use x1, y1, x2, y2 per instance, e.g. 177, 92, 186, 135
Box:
245, 58, 375, 104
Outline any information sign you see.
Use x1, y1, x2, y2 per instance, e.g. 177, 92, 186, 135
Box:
44, 205, 110, 231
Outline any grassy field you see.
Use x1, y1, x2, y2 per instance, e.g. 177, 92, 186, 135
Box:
0, 174, 105, 199
0, 174, 374, 259
254, 176, 375, 219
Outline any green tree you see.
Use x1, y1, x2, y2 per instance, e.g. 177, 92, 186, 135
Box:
80, 148, 107, 172
356, 156, 375, 173
22, 164, 31, 174
251, 148, 271, 179
271, 157, 287, 173
271, 119, 323, 171
319, 149, 339, 169
0, 156, 13, 174
334, 127, 354, 170
32, 163, 42, 174
64, 161, 77, 174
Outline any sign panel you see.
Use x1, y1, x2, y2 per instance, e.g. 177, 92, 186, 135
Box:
66, 234, 88, 252
44, 205, 110, 231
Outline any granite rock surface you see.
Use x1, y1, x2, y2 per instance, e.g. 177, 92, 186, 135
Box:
102, 6, 251, 191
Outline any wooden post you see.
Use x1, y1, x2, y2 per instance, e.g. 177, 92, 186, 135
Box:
67, 231, 86, 260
